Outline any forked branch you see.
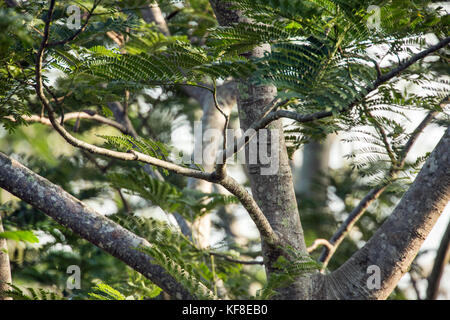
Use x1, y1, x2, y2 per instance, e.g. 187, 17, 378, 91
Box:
318, 111, 439, 270
33, 0, 278, 247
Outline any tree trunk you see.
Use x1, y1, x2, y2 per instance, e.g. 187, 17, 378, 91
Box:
0, 213, 12, 300
210, 0, 309, 299
0, 152, 215, 300
295, 137, 335, 203
312, 126, 450, 299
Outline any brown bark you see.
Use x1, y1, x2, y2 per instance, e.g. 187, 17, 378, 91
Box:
319, 111, 438, 270
141, 3, 170, 37
210, 0, 309, 299
3, 0, 449, 301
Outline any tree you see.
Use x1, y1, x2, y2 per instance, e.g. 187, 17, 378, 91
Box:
0, 0, 448, 300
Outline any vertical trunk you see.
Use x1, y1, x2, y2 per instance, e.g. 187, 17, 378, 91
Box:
237, 46, 309, 299
141, 3, 170, 36
0, 213, 12, 300
210, 1, 309, 299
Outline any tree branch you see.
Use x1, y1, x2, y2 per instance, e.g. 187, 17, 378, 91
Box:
0, 151, 215, 299
187, 81, 237, 248
33, 0, 281, 251
221, 36, 450, 159
34, 2, 211, 180
307, 238, 333, 254
13, 111, 128, 134
319, 126, 450, 299
213, 81, 231, 179
318, 111, 438, 270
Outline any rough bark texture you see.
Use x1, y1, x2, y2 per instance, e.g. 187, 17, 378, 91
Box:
236, 68, 307, 251
0, 152, 214, 300
313, 126, 450, 299
0, 214, 12, 300
210, 0, 309, 299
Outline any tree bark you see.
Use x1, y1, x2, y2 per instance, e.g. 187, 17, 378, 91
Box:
313, 126, 450, 299
141, 3, 170, 37
4, 0, 449, 301
0, 213, 12, 300
210, 0, 309, 299
0, 152, 215, 300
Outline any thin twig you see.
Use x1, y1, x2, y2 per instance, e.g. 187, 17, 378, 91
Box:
47, 0, 101, 47
307, 239, 333, 253
364, 107, 397, 164
318, 110, 439, 270
33, 0, 278, 247
218, 98, 289, 162
213, 81, 230, 179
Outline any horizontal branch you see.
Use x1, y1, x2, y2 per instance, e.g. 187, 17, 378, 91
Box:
34, 108, 278, 245
0, 152, 215, 299
426, 219, 450, 300
11, 111, 128, 134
